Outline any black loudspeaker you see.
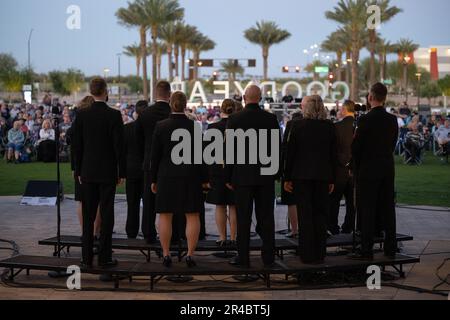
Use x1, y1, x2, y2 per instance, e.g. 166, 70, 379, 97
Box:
21, 181, 64, 206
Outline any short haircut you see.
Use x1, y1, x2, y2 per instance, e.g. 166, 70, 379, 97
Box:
221, 99, 236, 115
342, 100, 355, 113
90, 78, 107, 97
156, 81, 171, 98
370, 82, 388, 103
135, 100, 148, 116
170, 91, 187, 113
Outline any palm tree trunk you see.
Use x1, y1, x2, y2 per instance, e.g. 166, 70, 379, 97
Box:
345, 50, 351, 83
167, 44, 173, 82
337, 51, 343, 82
151, 26, 158, 100
181, 47, 186, 81
403, 63, 408, 102
174, 46, 180, 78
140, 27, 149, 101
136, 57, 141, 79
157, 53, 161, 80
262, 46, 269, 80
369, 30, 377, 85
351, 42, 360, 101
378, 54, 384, 81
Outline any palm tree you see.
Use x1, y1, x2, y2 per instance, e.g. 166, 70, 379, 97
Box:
160, 22, 179, 81
177, 24, 198, 81
149, 41, 167, 81
326, 0, 368, 101
395, 38, 419, 100
244, 21, 291, 80
137, 0, 184, 95
367, 0, 401, 85
321, 30, 347, 81
220, 60, 245, 83
116, 1, 152, 100
172, 21, 186, 79
123, 43, 150, 78
188, 32, 216, 81
376, 38, 396, 81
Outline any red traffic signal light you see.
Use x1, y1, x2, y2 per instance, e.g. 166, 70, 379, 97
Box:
328, 73, 334, 80
282, 66, 289, 73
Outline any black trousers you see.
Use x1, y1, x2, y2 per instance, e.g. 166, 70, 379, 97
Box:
81, 182, 116, 265
235, 184, 275, 266
294, 180, 328, 264
125, 178, 144, 239
328, 175, 355, 233
142, 171, 157, 241
357, 175, 397, 256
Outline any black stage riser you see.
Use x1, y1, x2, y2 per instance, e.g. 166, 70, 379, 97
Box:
0, 254, 420, 290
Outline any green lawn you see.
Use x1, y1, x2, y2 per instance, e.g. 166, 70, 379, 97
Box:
0, 153, 448, 207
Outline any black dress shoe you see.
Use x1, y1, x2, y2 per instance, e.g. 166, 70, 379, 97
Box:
216, 240, 226, 247
186, 256, 197, 268
348, 252, 373, 260
79, 261, 93, 269
163, 256, 172, 268
264, 262, 276, 268
146, 238, 158, 245
229, 257, 249, 268
98, 259, 118, 268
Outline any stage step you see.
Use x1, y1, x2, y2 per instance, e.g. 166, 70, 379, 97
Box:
0, 254, 420, 290
39, 233, 413, 253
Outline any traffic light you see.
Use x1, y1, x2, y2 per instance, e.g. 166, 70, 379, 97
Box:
295, 66, 301, 73
328, 73, 334, 80
282, 66, 289, 73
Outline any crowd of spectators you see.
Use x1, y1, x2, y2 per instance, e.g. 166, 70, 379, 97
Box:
0, 96, 448, 165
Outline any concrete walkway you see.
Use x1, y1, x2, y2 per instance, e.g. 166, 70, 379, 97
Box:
0, 196, 449, 300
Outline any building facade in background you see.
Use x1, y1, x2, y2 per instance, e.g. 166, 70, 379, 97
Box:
414, 46, 450, 80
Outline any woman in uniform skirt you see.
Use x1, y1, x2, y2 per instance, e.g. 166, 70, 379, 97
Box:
280, 111, 303, 238
206, 99, 237, 246
150, 92, 209, 268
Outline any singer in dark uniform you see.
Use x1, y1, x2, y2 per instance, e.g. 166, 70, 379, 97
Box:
150, 91, 209, 268
124, 101, 148, 239
280, 111, 303, 238
328, 100, 356, 235
73, 78, 125, 268
135, 81, 172, 243
226, 85, 281, 268
350, 83, 398, 260
206, 99, 237, 246
284, 95, 337, 264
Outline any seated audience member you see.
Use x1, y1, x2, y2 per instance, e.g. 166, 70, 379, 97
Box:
37, 119, 56, 162
7, 120, 25, 163
434, 119, 450, 161
38, 119, 55, 144
405, 123, 425, 164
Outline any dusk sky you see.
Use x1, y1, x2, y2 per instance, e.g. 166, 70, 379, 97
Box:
1, 0, 449, 78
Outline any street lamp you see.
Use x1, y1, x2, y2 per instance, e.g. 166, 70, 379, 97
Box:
103, 68, 110, 80
403, 55, 412, 102
117, 53, 122, 102
28, 29, 34, 71
416, 72, 422, 107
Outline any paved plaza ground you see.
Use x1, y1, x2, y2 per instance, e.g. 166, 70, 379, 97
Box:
0, 195, 449, 300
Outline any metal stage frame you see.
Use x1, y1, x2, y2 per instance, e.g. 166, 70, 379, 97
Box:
38, 233, 414, 262
0, 254, 419, 291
